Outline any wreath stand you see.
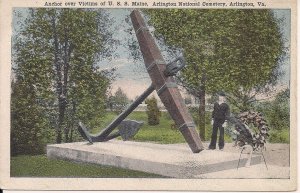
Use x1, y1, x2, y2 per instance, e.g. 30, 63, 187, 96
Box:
237, 144, 268, 170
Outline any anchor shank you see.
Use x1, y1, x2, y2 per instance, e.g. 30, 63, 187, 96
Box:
130, 10, 204, 153
95, 84, 155, 140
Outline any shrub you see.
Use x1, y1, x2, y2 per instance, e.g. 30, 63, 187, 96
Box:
145, 96, 161, 125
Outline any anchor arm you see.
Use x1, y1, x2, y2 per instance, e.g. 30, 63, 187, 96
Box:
96, 84, 154, 140
78, 84, 155, 143
103, 132, 121, 141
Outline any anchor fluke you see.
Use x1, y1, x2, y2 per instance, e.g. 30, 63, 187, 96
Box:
118, 120, 143, 141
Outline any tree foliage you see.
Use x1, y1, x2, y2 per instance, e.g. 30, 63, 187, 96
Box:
109, 87, 130, 114
145, 9, 285, 111
12, 8, 117, 145
11, 80, 55, 156
255, 88, 290, 143
256, 88, 290, 131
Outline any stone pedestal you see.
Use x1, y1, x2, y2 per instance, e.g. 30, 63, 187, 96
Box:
47, 140, 262, 178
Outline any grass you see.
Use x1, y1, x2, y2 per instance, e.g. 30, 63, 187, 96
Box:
130, 111, 187, 143
89, 110, 288, 144
269, 129, 290, 143
11, 155, 164, 178
90, 111, 233, 143
91, 111, 186, 143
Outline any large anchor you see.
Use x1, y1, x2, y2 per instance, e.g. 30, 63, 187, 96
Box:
78, 10, 204, 153
78, 56, 187, 143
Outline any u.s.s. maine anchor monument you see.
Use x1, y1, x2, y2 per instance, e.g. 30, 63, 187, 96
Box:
47, 10, 269, 178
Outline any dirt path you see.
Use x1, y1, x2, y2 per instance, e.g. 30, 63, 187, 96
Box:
262, 143, 290, 167
202, 142, 290, 167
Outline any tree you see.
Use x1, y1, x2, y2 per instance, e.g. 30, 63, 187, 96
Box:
11, 79, 54, 155
256, 88, 290, 131
110, 87, 129, 114
13, 8, 117, 144
145, 96, 161, 125
144, 9, 285, 139
254, 88, 290, 143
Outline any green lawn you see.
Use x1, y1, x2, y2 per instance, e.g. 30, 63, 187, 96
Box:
129, 111, 187, 143
90, 111, 232, 143
11, 155, 164, 178
269, 129, 290, 143
90, 111, 186, 143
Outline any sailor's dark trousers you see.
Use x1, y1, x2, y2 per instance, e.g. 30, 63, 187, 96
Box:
209, 120, 225, 149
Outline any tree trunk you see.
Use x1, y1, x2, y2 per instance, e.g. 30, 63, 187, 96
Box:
64, 127, 70, 142
51, 14, 66, 144
70, 127, 74, 142
62, 25, 71, 143
198, 67, 207, 141
198, 90, 206, 141
51, 15, 63, 144
57, 99, 66, 143
56, 130, 62, 144
52, 13, 72, 144
69, 100, 76, 142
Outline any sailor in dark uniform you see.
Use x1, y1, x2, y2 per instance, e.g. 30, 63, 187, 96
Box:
208, 92, 230, 150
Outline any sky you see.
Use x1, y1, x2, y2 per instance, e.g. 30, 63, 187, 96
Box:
97, 9, 154, 99
13, 8, 291, 100
97, 9, 291, 99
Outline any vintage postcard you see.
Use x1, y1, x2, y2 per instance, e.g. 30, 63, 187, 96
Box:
0, 0, 297, 191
